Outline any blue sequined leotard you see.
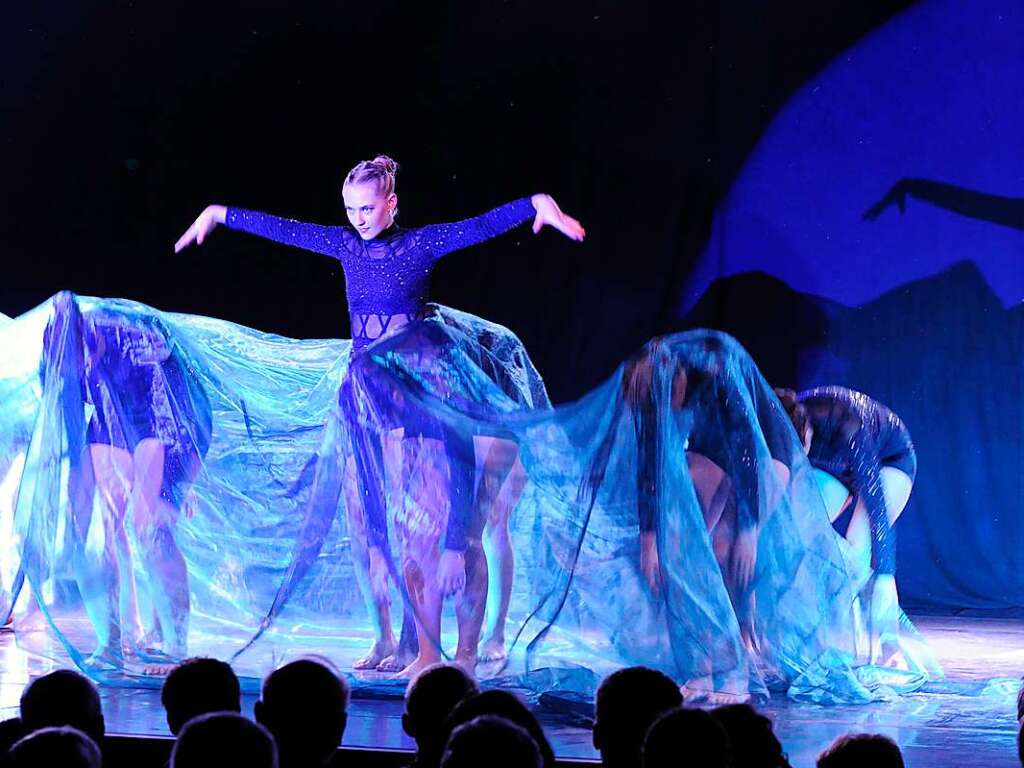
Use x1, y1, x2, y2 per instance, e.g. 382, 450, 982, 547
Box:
798, 386, 917, 575
225, 198, 536, 553
226, 198, 536, 349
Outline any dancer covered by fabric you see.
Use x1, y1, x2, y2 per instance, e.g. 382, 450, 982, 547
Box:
622, 337, 795, 682
175, 155, 583, 677
555, 331, 878, 703
775, 386, 917, 668
36, 293, 211, 669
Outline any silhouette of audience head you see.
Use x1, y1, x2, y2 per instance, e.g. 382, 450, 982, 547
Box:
162, 657, 242, 735
254, 657, 349, 768
817, 733, 904, 768
593, 666, 683, 768
443, 690, 555, 768
643, 707, 730, 768
8, 725, 101, 768
711, 703, 790, 768
0, 718, 28, 757
19, 669, 105, 747
403, 663, 479, 766
440, 715, 541, 768
171, 712, 277, 768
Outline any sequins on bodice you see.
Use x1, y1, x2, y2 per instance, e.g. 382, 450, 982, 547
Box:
226, 198, 535, 348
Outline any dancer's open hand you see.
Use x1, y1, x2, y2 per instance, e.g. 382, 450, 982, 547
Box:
730, 527, 758, 590
531, 194, 586, 241
437, 549, 466, 597
175, 205, 227, 252
640, 530, 662, 598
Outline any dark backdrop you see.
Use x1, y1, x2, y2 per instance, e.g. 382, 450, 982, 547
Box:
8, 1, 1020, 612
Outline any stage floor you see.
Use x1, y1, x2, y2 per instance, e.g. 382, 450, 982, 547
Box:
1, 615, 1020, 768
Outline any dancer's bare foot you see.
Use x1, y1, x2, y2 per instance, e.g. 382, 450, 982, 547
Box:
872, 635, 910, 670
376, 642, 416, 673
84, 645, 125, 672
142, 663, 178, 676
478, 636, 508, 664
680, 677, 750, 706
395, 654, 442, 680
453, 650, 478, 675
353, 637, 397, 671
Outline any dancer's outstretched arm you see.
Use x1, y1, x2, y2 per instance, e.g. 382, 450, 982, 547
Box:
420, 194, 585, 263
175, 204, 351, 257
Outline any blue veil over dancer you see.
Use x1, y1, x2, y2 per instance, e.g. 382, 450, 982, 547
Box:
176, 155, 584, 677
0, 159, 935, 702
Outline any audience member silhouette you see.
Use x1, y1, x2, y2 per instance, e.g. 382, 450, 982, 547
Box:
254, 658, 349, 768
170, 712, 277, 768
440, 715, 541, 768
162, 658, 242, 736
592, 667, 683, 768
0, 719, 28, 758
816, 734, 904, 768
19, 670, 105, 748
642, 707, 730, 768
403, 663, 479, 768
8, 726, 102, 768
442, 690, 555, 768
711, 703, 790, 768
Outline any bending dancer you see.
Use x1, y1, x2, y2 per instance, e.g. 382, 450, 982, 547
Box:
775, 386, 916, 667
624, 337, 793, 700
176, 155, 582, 677
42, 294, 211, 669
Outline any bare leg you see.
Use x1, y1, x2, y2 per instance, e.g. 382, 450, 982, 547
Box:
130, 439, 190, 666
679, 453, 749, 700
83, 444, 136, 665
395, 437, 449, 679
477, 439, 524, 663
454, 538, 487, 671
812, 468, 853, 524
344, 450, 398, 671
374, 430, 419, 672
867, 467, 913, 666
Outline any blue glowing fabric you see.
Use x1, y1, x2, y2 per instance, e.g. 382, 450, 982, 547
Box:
0, 293, 933, 701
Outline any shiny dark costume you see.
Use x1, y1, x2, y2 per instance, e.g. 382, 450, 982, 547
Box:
43, 302, 212, 507
798, 386, 916, 575
82, 312, 212, 506
632, 344, 795, 533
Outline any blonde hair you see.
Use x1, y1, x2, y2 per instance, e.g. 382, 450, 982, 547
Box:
344, 154, 398, 198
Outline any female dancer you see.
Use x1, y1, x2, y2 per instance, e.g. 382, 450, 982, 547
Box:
41, 293, 211, 669
775, 386, 916, 667
176, 156, 583, 676
617, 335, 799, 701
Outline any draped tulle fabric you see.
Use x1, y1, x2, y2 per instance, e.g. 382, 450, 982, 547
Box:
0, 293, 935, 701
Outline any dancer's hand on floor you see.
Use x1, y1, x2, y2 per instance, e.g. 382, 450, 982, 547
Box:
437, 549, 466, 597
640, 530, 662, 598
530, 194, 586, 241
730, 527, 758, 590
175, 205, 227, 252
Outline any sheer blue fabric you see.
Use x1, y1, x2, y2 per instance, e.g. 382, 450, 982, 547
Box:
0, 293, 935, 701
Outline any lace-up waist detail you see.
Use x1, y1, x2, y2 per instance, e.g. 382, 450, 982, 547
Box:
351, 309, 429, 349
